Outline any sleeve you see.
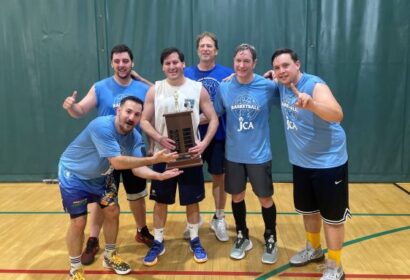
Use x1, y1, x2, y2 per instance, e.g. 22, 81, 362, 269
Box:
213, 85, 225, 116
131, 131, 144, 157
267, 80, 281, 108
89, 119, 121, 158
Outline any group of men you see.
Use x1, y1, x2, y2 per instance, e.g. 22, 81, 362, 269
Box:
60, 32, 349, 280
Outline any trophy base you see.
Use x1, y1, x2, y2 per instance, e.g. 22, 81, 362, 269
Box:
166, 157, 203, 170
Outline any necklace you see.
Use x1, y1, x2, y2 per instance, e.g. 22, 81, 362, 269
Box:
173, 90, 180, 112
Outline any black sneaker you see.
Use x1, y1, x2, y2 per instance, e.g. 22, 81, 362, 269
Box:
81, 237, 99, 265
135, 226, 154, 247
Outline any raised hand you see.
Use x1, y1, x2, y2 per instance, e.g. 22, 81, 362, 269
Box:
152, 149, 178, 164
289, 83, 313, 109
63, 91, 77, 110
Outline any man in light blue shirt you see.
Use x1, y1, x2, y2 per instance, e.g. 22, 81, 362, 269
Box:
59, 96, 180, 279
271, 48, 349, 280
214, 44, 279, 265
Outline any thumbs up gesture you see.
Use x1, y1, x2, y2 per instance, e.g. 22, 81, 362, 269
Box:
289, 83, 312, 109
63, 91, 77, 110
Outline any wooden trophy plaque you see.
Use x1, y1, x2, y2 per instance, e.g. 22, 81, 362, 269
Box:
163, 111, 203, 169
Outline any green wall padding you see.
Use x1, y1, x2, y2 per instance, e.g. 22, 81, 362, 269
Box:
0, 0, 409, 182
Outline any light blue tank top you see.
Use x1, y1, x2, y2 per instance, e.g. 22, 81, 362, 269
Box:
278, 73, 348, 168
95, 77, 148, 116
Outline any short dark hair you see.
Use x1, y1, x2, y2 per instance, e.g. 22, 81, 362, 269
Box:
234, 43, 257, 61
160, 47, 185, 65
120, 95, 143, 110
196, 31, 219, 50
111, 44, 134, 61
271, 48, 299, 64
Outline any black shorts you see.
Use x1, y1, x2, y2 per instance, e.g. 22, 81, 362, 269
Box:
293, 161, 351, 224
149, 163, 205, 206
113, 169, 147, 201
201, 139, 225, 175
225, 160, 273, 197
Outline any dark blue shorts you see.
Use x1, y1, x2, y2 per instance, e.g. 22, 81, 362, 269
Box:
58, 167, 118, 216
149, 163, 205, 205
293, 161, 350, 224
113, 169, 147, 200
201, 139, 225, 175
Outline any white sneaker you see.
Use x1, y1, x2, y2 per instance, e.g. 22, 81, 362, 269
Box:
261, 234, 278, 264
320, 260, 345, 280
210, 217, 229, 242
290, 242, 324, 266
230, 230, 253, 260
183, 215, 204, 240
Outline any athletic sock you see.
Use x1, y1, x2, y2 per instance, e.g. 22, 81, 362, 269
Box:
69, 255, 82, 274
328, 249, 342, 266
306, 232, 321, 249
231, 200, 248, 238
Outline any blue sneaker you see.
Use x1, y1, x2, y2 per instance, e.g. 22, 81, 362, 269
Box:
189, 237, 208, 263
143, 240, 165, 266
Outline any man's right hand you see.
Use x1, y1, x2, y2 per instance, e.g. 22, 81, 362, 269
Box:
158, 136, 176, 151
152, 149, 178, 164
263, 70, 276, 80
63, 91, 77, 110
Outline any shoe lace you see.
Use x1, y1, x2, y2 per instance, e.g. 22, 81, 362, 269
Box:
265, 235, 275, 253
216, 219, 227, 231
147, 242, 162, 257
109, 254, 125, 266
71, 269, 84, 280
234, 231, 245, 248
191, 239, 205, 254
317, 261, 340, 279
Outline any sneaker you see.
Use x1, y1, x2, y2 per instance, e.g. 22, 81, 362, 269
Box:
135, 227, 154, 247
103, 252, 131, 275
210, 217, 229, 242
230, 231, 253, 260
69, 268, 85, 280
143, 240, 165, 266
183, 215, 204, 240
81, 237, 99, 265
261, 235, 278, 264
320, 260, 345, 280
189, 237, 208, 263
289, 242, 324, 266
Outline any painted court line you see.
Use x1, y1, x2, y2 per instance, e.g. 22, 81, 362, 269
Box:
256, 225, 410, 279
0, 226, 409, 278
0, 268, 260, 277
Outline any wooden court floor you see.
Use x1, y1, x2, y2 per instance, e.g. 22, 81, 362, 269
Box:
0, 182, 409, 280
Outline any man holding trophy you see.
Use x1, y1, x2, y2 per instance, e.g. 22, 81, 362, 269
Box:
140, 47, 218, 266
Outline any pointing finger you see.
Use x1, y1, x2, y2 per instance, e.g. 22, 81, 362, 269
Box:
289, 83, 300, 97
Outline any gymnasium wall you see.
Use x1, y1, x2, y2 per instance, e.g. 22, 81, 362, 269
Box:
0, 0, 409, 182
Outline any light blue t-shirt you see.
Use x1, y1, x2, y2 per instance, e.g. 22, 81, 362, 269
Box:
59, 115, 144, 181
214, 74, 279, 164
184, 64, 233, 141
95, 77, 149, 116
278, 73, 348, 168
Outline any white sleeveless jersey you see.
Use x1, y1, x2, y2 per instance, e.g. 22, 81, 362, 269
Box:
153, 78, 202, 152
